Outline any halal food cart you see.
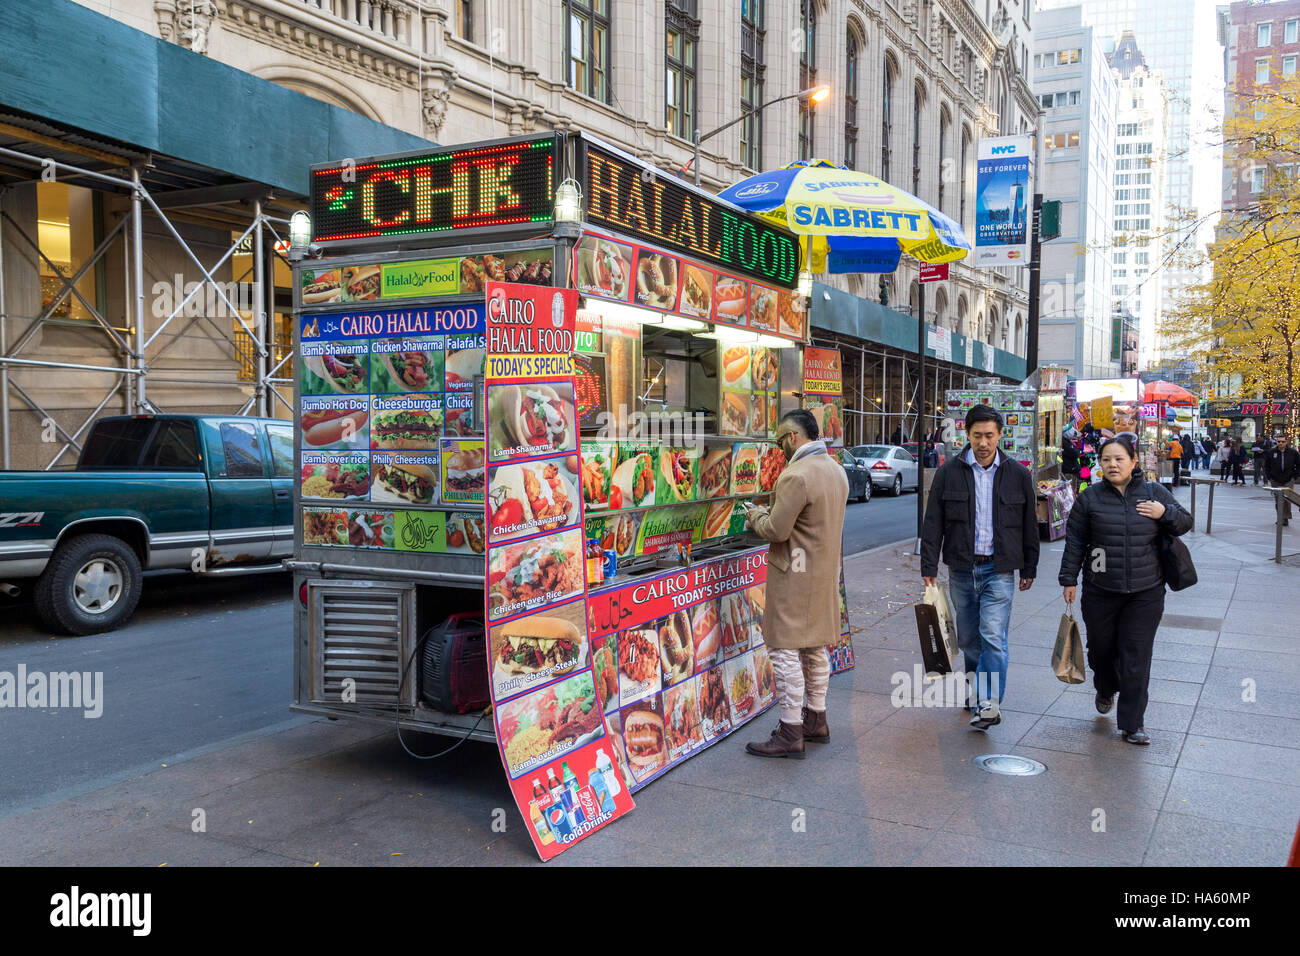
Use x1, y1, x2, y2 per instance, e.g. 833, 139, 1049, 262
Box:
287, 132, 852, 859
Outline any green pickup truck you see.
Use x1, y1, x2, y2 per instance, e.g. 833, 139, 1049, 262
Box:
0, 414, 295, 635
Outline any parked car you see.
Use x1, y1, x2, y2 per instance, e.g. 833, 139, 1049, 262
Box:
0, 414, 294, 635
849, 444, 920, 496
837, 448, 872, 503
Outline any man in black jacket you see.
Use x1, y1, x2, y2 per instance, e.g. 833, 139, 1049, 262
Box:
921, 405, 1039, 730
1264, 434, 1300, 524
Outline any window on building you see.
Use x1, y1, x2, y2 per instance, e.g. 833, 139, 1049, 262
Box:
740, 0, 765, 170
960, 127, 970, 228
1136, 251, 1149, 264
35, 182, 101, 322
1044, 131, 1080, 149
567, 0, 610, 103
1257, 58, 1271, 83
1258, 22, 1271, 47
798, 0, 816, 161
1056, 48, 1081, 65
882, 59, 896, 182
456, 0, 473, 41
938, 108, 950, 214
1252, 167, 1266, 193
1117, 122, 1138, 136
665, 2, 698, 140
1285, 55, 1297, 77
1286, 18, 1298, 43
1114, 251, 1127, 264
1136, 142, 1152, 154
845, 31, 859, 169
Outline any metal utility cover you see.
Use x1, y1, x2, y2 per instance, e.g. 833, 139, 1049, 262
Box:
973, 754, 1046, 776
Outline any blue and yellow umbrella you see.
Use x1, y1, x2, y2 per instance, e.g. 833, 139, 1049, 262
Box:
718, 159, 970, 274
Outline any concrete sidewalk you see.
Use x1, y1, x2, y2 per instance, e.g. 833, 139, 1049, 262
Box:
1, 479, 1296, 866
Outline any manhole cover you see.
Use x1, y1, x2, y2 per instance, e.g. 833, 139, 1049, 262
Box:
973, 754, 1046, 776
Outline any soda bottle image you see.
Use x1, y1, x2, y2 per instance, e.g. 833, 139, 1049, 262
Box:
529, 801, 554, 846
560, 760, 585, 826
545, 801, 573, 842
532, 777, 551, 809
588, 767, 615, 813
594, 747, 622, 798
576, 785, 601, 823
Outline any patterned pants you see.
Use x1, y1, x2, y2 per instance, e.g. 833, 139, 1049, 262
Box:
770, 647, 831, 725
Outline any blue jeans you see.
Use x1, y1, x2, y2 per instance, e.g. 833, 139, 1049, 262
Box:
947, 564, 1015, 708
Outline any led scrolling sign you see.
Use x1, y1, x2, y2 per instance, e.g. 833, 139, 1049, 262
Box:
581, 144, 800, 290
309, 137, 559, 243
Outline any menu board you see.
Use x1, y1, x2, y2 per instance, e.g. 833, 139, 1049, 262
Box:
297, 307, 487, 532
720, 345, 783, 439
301, 506, 486, 554
945, 387, 1038, 469
574, 229, 807, 342
584, 548, 775, 791
802, 347, 845, 448
299, 246, 555, 305
483, 281, 635, 861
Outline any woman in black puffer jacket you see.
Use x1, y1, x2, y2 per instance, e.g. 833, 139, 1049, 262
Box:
1058, 436, 1193, 745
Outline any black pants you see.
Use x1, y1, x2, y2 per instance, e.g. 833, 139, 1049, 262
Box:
1080, 583, 1165, 733
1232, 461, 1245, 483
1171, 464, 1181, 487
1253, 456, 1264, 484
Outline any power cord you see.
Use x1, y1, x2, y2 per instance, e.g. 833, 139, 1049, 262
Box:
394, 625, 492, 760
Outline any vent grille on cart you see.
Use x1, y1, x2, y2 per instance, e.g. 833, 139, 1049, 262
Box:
308, 580, 416, 706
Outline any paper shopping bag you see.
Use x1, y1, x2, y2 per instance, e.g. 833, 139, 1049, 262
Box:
915, 584, 960, 676
1051, 610, 1087, 684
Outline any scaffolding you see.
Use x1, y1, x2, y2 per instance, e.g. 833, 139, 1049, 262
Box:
0, 139, 299, 470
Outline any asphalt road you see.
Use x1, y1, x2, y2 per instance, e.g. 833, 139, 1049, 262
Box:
0, 497, 916, 817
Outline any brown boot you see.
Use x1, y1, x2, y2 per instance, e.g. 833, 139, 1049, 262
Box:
746, 721, 806, 758
802, 707, 830, 744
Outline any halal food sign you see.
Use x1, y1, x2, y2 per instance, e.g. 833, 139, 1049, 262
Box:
486, 283, 578, 380
310, 136, 559, 244
582, 145, 799, 289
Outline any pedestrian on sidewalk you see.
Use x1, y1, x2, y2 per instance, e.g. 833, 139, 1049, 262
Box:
1251, 435, 1268, 486
1200, 436, 1213, 470
1179, 432, 1194, 480
744, 409, 847, 759
1264, 433, 1300, 525
920, 404, 1039, 731
1192, 437, 1206, 472
1230, 440, 1248, 485
1167, 434, 1183, 487
1214, 439, 1228, 481
1058, 436, 1193, 746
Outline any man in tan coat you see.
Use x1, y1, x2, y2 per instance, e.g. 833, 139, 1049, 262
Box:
744, 409, 848, 758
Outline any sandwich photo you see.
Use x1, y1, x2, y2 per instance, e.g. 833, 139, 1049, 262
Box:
575, 236, 632, 299
699, 447, 733, 500
680, 264, 713, 317
690, 601, 722, 673
623, 705, 667, 780
721, 390, 749, 437
749, 285, 778, 330
487, 460, 577, 539
618, 627, 662, 705
720, 593, 750, 654
750, 396, 767, 436
302, 509, 348, 546
444, 347, 484, 391
758, 445, 785, 493
663, 681, 704, 758
752, 347, 778, 390
611, 452, 655, 508
731, 446, 759, 495
657, 609, 694, 687
721, 346, 751, 389
443, 442, 486, 497
342, 264, 380, 301
487, 530, 584, 621
302, 350, 368, 395
703, 500, 735, 539
656, 448, 697, 504
301, 405, 368, 449
580, 443, 615, 511
377, 341, 442, 392
599, 511, 641, 557
493, 614, 584, 682
301, 269, 342, 304
371, 398, 441, 449
370, 459, 436, 505
697, 667, 731, 739
494, 383, 575, 457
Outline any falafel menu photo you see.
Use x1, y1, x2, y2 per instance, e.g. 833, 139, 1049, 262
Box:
483, 281, 636, 860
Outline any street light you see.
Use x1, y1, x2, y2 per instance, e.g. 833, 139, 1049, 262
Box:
692, 84, 831, 186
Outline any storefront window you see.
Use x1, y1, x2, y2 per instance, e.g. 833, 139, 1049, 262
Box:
740, 0, 765, 170
36, 182, 99, 320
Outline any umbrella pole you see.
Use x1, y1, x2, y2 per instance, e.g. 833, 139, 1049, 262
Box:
915, 282, 926, 556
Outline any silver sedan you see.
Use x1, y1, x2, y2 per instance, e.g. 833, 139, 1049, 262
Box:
850, 444, 920, 496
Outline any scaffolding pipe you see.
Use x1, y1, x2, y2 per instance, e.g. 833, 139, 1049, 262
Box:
131, 167, 147, 412
0, 188, 7, 469
254, 199, 267, 417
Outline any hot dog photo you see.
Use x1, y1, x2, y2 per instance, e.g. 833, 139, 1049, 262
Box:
301, 268, 342, 304
689, 600, 722, 673
679, 264, 713, 317
720, 344, 752, 390
301, 397, 369, 450
714, 276, 748, 323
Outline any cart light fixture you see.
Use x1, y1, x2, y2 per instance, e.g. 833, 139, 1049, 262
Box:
587, 300, 661, 325
695, 325, 759, 344
797, 270, 813, 297
656, 314, 709, 332
288, 211, 313, 260
754, 332, 795, 349
553, 178, 583, 238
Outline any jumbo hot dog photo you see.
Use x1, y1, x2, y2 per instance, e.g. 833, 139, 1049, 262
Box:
301, 398, 369, 450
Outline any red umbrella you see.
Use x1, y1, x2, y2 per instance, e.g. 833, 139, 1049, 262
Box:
1143, 381, 1197, 406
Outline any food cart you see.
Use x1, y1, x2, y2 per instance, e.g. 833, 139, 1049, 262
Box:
287, 132, 850, 859
1139, 403, 1175, 484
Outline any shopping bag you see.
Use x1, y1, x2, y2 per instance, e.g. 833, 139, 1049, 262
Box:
915, 584, 959, 676
1052, 607, 1087, 684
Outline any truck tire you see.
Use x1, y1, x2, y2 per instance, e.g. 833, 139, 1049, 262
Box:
34, 534, 143, 636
